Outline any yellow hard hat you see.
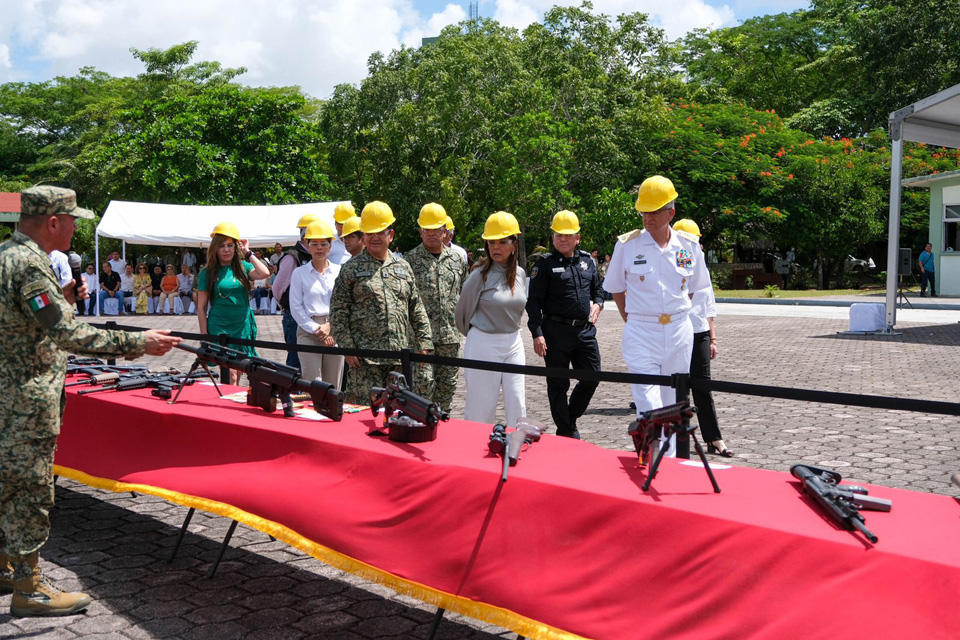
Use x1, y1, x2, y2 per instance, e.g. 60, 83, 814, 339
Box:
672, 218, 701, 238
304, 220, 335, 240
210, 221, 240, 240
359, 201, 396, 234
445, 216, 455, 231
334, 202, 356, 224
550, 210, 580, 234
342, 216, 362, 237
635, 175, 679, 213
481, 211, 522, 240
418, 202, 448, 229
297, 213, 320, 228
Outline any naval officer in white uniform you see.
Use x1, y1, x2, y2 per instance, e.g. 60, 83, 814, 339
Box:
603, 176, 711, 446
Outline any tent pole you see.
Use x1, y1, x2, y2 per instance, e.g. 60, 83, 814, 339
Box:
94, 233, 100, 317
885, 129, 904, 331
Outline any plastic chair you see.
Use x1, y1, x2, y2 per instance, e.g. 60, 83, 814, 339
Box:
103, 297, 120, 316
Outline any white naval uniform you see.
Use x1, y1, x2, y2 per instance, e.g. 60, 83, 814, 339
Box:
603, 228, 710, 436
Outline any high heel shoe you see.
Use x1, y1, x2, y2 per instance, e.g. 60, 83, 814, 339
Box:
707, 443, 734, 458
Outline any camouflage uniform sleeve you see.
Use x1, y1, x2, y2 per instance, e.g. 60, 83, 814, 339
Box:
405, 263, 433, 352
330, 261, 355, 350
20, 260, 146, 358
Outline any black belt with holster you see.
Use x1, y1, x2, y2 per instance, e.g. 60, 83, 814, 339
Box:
544, 314, 590, 327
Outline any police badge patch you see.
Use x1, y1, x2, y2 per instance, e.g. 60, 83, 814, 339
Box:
675, 249, 692, 268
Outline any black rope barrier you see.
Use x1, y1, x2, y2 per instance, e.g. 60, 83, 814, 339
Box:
89, 322, 960, 417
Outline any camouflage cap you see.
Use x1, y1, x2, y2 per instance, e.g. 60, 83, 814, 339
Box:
21, 186, 95, 219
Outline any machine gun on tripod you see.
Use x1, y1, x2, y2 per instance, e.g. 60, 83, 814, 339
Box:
628, 401, 720, 493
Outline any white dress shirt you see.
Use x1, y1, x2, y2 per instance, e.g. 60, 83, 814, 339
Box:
328, 237, 349, 266
603, 229, 710, 317
689, 286, 717, 334
289, 260, 341, 334
49, 250, 72, 287
119, 272, 135, 293
108, 258, 126, 273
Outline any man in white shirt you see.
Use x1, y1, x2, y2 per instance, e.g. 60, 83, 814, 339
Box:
48, 250, 72, 288
81, 264, 99, 316
328, 202, 355, 266
107, 251, 126, 274
118, 264, 136, 313
177, 264, 195, 312
603, 176, 710, 454
181, 249, 197, 274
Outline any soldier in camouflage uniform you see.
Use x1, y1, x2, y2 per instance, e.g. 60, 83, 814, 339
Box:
404, 203, 467, 411
330, 201, 433, 404
0, 186, 180, 617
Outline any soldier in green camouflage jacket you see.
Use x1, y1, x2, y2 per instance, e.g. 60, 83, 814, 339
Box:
404, 204, 468, 410
0, 186, 180, 617
330, 201, 433, 404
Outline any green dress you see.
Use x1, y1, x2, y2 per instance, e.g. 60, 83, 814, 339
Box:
197, 261, 258, 356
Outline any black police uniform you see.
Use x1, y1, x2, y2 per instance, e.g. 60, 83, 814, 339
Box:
526, 248, 603, 438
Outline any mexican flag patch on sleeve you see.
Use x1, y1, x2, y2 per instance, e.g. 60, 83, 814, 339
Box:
29, 293, 52, 311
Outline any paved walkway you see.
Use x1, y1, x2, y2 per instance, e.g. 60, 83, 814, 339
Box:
4, 304, 959, 638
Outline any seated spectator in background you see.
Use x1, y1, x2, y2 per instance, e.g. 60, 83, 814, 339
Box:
119, 264, 135, 312
108, 251, 126, 274
158, 265, 180, 314
252, 272, 271, 314
81, 264, 99, 316
178, 264, 195, 312
182, 248, 197, 273
100, 262, 124, 315
150, 265, 164, 312
270, 243, 284, 268
133, 264, 152, 314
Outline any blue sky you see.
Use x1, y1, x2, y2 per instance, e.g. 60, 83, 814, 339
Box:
0, 0, 810, 99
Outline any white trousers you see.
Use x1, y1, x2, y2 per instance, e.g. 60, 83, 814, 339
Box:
622, 316, 693, 456
463, 327, 526, 427
297, 315, 344, 390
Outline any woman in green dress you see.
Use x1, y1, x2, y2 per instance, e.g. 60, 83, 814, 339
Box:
197, 222, 271, 385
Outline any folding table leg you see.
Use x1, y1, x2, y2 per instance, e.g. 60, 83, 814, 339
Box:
167, 507, 195, 563
207, 520, 239, 579
427, 608, 445, 640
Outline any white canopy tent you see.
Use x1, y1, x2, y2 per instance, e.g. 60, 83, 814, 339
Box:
92, 199, 348, 315
885, 83, 960, 330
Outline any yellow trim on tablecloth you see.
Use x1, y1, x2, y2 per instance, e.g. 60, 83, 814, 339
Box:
53, 465, 587, 640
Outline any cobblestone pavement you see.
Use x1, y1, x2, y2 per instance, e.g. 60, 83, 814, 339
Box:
4, 307, 959, 638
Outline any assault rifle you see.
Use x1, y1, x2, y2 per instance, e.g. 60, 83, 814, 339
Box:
791, 464, 892, 544
174, 341, 344, 421
76, 371, 206, 398
369, 372, 448, 441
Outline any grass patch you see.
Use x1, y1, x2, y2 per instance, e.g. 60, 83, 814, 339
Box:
715, 288, 888, 298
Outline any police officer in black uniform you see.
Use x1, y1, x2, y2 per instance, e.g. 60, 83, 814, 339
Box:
526, 210, 603, 439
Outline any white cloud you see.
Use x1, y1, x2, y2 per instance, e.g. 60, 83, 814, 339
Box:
0, 0, 470, 96
491, 0, 735, 39
0, 43, 10, 69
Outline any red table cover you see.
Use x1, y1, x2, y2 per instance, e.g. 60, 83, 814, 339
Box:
56, 381, 960, 639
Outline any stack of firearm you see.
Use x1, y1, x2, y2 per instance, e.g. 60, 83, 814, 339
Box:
174, 341, 344, 421
488, 419, 546, 482
369, 372, 449, 442
71, 368, 214, 399
791, 464, 892, 544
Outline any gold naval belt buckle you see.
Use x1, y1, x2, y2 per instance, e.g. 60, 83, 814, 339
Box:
658, 314, 671, 325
